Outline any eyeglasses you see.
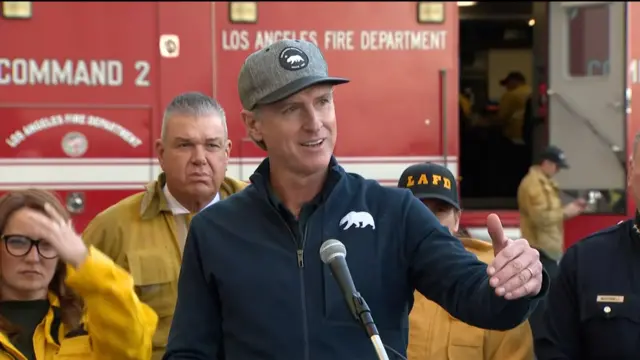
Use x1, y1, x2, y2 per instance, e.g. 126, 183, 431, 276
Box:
1, 235, 58, 259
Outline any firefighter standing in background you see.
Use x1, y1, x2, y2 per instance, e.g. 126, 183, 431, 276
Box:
494, 71, 532, 144
517, 145, 586, 349
535, 132, 640, 359
82, 92, 247, 360
0, 189, 157, 360
518, 146, 586, 274
400, 163, 534, 360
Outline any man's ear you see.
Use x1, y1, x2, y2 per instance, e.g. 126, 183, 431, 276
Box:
155, 139, 165, 171
241, 109, 263, 144
224, 138, 233, 160
453, 209, 462, 233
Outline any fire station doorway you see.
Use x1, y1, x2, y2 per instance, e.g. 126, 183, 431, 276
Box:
459, 2, 627, 216
458, 2, 538, 210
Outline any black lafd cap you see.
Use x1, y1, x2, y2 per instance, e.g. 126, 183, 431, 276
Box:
540, 145, 569, 169
398, 162, 460, 210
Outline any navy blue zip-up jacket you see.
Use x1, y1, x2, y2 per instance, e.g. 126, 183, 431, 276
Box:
535, 219, 640, 359
164, 157, 549, 360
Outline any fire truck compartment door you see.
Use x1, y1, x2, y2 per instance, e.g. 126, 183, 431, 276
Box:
548, 2, 626, 190
0, 106, 152, 188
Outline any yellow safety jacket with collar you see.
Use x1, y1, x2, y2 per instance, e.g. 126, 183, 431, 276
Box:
82, 173, 248, 360
518, 165, 565, 260
407, 237, 534, 360
0, 247, 158, 360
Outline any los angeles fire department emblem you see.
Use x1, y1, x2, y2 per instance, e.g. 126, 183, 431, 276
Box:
61, 132, 88, 157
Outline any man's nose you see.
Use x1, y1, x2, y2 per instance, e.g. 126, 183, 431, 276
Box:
303, 109, 323, 132
190, 145, 207, 165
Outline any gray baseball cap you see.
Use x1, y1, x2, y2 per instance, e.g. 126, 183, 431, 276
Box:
238, 39, 349, 110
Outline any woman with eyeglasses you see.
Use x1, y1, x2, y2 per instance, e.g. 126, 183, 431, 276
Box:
0, 189, 157, 360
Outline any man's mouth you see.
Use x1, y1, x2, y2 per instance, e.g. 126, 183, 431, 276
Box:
301, 139, 325, 148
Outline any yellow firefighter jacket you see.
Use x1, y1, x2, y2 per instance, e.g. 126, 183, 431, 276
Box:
407, 237, 534, 360
496, 84, 532, 142
0, 247, 157, 360
82, 174, 247, 360
517, 165, 564, 260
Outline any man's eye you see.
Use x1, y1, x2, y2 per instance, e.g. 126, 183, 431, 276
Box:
283, 106, 297, 114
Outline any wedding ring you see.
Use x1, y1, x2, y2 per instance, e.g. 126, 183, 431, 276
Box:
525, 267, 534, 279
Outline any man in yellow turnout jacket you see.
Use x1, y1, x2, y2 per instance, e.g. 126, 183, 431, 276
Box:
398, 163, 534, 360
82, 93, 247, 360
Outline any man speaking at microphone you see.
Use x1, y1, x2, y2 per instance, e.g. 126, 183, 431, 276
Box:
163, 39, 549, 360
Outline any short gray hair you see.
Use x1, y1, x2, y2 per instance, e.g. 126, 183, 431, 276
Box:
161, 92, 228, 141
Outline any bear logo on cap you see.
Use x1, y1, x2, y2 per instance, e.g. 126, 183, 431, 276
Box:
278, 47, 309, 71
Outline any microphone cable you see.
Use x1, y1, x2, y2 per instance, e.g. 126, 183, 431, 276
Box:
383, 344, 408, 360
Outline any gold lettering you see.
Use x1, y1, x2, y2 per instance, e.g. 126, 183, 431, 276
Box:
443, 178, 451, 189
432, 175, 442, 185
417, 174, 428, 185
406, 176, 415, 187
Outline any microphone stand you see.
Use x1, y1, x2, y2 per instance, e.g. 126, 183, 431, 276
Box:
350, 292, 390, 360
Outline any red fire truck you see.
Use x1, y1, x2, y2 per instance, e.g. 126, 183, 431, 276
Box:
0, 2, 635, 249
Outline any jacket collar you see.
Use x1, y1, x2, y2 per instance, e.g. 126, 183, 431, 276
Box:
139, 173, 247, 220
140, 173, 172, 220
249, 156, 344, 202
529, 165, 559, 189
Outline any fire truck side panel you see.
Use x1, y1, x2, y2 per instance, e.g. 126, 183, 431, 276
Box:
214, 2, 460, 185
0, 2, 460, 230
157, 2, 215, 126
0, 3, 216, 231
0, 2, 158, 104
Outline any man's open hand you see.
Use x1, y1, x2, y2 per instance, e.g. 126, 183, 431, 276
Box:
486, 213, 543, 300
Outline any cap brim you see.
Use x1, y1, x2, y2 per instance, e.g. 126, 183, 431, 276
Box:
414, 193, 461, 210
256, 75, 350, 106
558, 161, 569, 169
499, 79, 508, 86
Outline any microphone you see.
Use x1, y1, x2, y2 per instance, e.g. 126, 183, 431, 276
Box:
319, 239, 390, 360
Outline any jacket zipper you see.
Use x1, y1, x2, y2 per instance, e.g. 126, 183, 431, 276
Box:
299, 225, 309, 360
272, 208, 311, 360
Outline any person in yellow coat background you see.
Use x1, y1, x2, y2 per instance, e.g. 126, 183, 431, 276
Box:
398, 163, 534, 360
82, 92, 247, 360
0, 188, 157, 360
